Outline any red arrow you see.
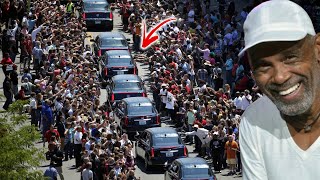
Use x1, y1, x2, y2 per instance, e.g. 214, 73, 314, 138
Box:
140, 17, 177, 50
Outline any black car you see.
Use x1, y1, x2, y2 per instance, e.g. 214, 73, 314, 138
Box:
135, 127, 188, 171
100, 50, 137, 80
107, 75, 146, 105
115, 97, 160, 136
91, 32, 130, 57
164, 157, 217, 180
82, 0, 113, 31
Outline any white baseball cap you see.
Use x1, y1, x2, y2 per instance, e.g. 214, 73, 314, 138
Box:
238, 0, 316, 57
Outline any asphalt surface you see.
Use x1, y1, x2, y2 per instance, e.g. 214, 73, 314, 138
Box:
0, 1, 250, 179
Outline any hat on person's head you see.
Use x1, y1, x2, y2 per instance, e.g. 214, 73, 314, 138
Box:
238, 0, 316, 57
193, 124, 199, 128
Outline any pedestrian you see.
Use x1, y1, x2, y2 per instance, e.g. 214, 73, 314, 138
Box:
81, 162, 93, 180
46, 141, 64, 180
225, 135, 239, 175
3, 74, 13, 110
239, 1, 320, 179
43, 161, 58, 180
210, 132, 222, 173
74, 126, 83, 168
10, 65, 18, 98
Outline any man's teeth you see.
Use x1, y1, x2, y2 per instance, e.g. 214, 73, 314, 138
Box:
279, 84, 300, 96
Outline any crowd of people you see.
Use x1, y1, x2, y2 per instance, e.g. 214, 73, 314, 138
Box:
0, 0, 272, 179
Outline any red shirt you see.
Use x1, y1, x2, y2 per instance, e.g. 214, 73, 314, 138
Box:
1, 58, 13, 65
44, 129, 60, 142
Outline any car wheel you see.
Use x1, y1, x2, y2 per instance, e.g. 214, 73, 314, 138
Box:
144, 155, 150, 171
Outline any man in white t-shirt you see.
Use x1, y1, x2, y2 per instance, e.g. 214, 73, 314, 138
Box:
239, 1, 320, 180
159, 84, 168, 115
82, 162, 93, 180
240, 90, 252, 111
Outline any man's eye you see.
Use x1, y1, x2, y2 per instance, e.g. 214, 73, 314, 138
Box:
284, 55, 298, 63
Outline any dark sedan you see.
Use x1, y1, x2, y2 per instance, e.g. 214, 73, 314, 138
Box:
91, 32, 130, 56
115, 97, 160, 136
164, 157, 217, 180
135, 127, 188, 171
82, 0, 113, 31
106, 75, 146, 106
100, 50, 137, 80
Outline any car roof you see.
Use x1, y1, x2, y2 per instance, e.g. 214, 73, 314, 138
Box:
146, 127, 177, 134
112, 74, 140, 82
176, 157, 208, 166
98, 32, 126, 39
122, 97, 151, 104
106, 50, 131, 57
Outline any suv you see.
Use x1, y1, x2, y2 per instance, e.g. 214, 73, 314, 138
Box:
91, 32, 130, 56
100, 50, 137, 80
82, 0, 113, 31
106, 75, 146, 106
135, 127, 188, 171
114, 97, 160, 135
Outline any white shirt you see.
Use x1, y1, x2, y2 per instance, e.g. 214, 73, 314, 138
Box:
233, 96, 242, 110
240, 96, 320, 180
165, 91, 176, 110
82, 169, 93, 180
30, 97, 37, 109
241, 94, 252, 110
159, 88, 168, 103
186, 128, 209, 144
74, 131, 83, 144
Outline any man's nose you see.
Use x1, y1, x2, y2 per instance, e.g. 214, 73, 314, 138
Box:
271, 63, 291, 85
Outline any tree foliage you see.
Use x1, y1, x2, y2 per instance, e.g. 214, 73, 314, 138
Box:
0, 100, 46, 179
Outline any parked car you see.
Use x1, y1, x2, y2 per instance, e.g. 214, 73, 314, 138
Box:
100, 50, 137, 80
91, 32, 130, 56
135, 127, 188, 171
106, 75, 146, 106
114, 97, 160, 136
82, 0, 113, 31
164, 157, 217, 180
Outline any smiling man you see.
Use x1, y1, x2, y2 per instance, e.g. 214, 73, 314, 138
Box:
239, 0, 320, 180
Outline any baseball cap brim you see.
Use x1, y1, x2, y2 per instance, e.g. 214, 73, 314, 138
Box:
239, 30, 307, 57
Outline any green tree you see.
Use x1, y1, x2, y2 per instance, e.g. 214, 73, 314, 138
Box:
0, 100, 46, 179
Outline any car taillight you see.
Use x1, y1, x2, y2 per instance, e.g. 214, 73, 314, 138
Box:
98, 49, 102, 56
82, 13, 86, 19
109, 12, 113, 19
142, 92, 146, 97
133, 67, 137, 74
104, 67, 108, 76
124, 116, 128, 126
184, 146, 187, 156
156, 115, 160, 124
111, 93, 115, 101
151, 147, 155, 158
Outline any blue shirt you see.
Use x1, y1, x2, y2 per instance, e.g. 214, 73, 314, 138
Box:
225, 58, 233, 71
42, 103, 53, 125
44, 166, 57, 180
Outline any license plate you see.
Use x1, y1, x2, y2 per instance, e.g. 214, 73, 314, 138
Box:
117, 71, 124, 75
95, 21, 101, 24
166, 152, 173, 157
139, 121, 146, 125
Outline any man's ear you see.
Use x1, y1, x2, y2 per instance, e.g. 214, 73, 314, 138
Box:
314, 33, 320, 64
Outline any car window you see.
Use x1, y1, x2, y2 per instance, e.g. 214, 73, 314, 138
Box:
100, 38, 128, 47
128, 105, 155, 115
114, 82, 141, 90
182, 165, 213, 179
107, 57, 132, 65
153, 133, 181, 146
84, 2, 109, 10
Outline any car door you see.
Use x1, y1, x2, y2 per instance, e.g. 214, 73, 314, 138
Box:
136, 131, 147, 158
167, 162, 180, 180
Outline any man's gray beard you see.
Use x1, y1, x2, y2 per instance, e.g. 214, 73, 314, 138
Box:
272, 90, 313, 116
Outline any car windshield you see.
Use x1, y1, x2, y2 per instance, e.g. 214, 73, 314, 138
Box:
114, 82, 141, 90
108, 58, 132, 65
84, 2, 109, 10
101, 38, 127, 47
128, 104, 155, 115
153, 133, 180, 146
182, 165, 213, 179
